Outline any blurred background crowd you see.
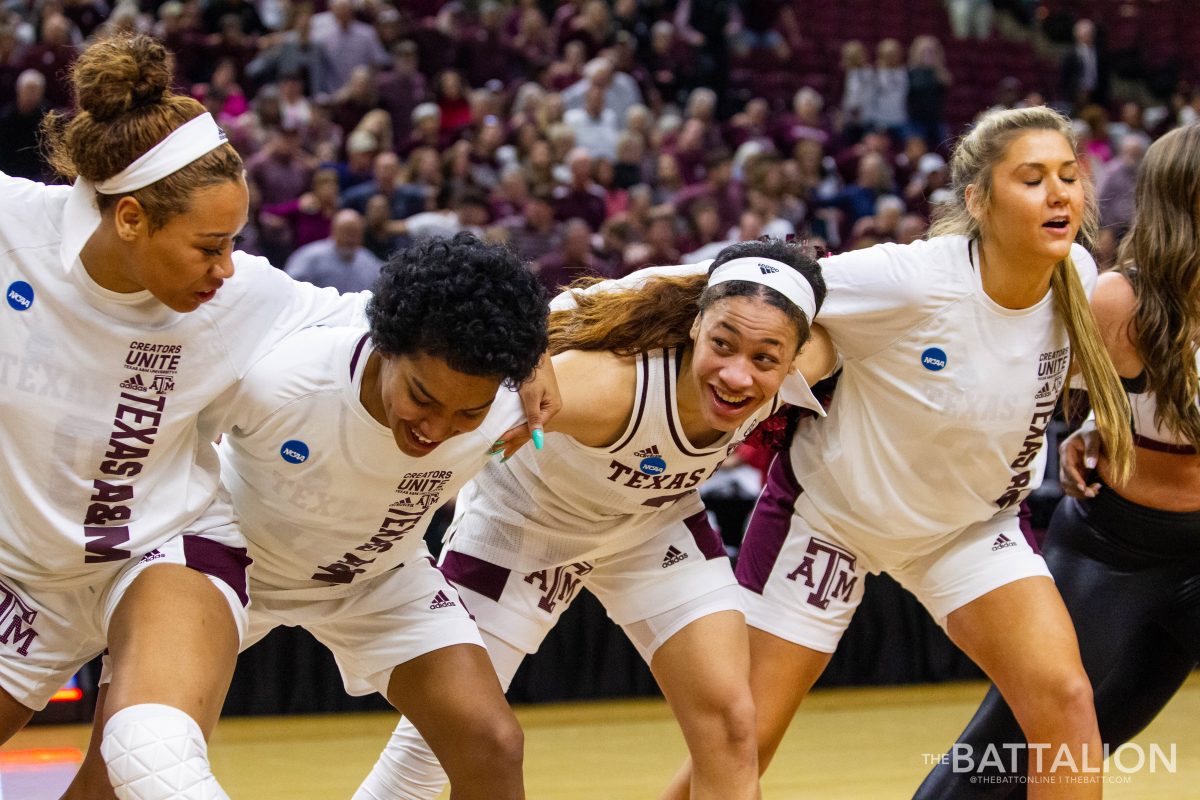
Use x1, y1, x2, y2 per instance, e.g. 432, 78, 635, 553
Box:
2, 0, 1198, 298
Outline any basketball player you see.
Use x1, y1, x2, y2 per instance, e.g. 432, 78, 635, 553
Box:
669, 106, 1135, 800
0, 34, 366, 799
355, 239, 836, 800
916, 124, 1200, 797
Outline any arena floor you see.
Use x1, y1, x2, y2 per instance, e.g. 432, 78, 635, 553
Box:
6, 676, 1198, 798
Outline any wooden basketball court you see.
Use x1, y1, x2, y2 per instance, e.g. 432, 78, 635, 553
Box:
6, 676, 1198, 798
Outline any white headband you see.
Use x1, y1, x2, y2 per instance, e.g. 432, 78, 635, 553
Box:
706, 257, 817, 322
94, 112, 228, 194
60, 113, 229, 274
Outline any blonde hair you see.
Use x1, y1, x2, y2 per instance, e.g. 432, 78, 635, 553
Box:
930, 106, 1133, 482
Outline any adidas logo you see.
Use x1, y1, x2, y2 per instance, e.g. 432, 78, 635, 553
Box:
661, 545, 689, 568
758, 263, 779, 274
119, 373, 147, 391
429, 590, 457, 609
991, 533, 1017, 552
634, 445, 662, 458
1034, 381, 1053, 400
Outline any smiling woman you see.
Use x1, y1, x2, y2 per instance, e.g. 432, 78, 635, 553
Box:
353, 239, 834, 800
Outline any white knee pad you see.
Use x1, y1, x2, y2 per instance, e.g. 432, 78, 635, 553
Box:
101, 704, 229, 800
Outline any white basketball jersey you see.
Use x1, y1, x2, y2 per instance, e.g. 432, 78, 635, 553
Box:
0, 173, 367, 588
450, 346, 779, 569
792, 235, 1098, 550
218, 327, 522, 600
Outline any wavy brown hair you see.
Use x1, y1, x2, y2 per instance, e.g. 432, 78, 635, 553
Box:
930, 105, 1134, 482
41, 33, 243, 230
548, 239, 826, 357
1115, 124, 1200, 449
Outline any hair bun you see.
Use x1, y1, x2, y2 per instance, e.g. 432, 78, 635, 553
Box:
72, 33, 173, 122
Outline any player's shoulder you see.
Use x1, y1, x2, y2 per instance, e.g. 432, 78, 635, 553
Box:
0, 173, 67, 247
242, 326, 364, 404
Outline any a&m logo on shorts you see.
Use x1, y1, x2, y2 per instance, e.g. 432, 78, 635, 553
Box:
0, 580, 39, 656
634, 445, 667, 475
921, 347, 948, 372
280, 440, 310, 464
786, 536, 859, 610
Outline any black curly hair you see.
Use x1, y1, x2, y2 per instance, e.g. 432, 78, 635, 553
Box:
367, 232, 548, 387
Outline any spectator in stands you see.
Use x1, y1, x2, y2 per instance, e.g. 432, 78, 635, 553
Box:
564, 82, 621, 161
677, 197, 722, 256
310, 0, 389, 94
400, 102, 445, 157
870, 38, 909, 144
390, 188, 491, 241
651, 150, 685, 206
261, 167, 343, 252
0, 68, 49, 180
501, 190, 564, 265
622, 206, 680, 273
907, 35, 952, 150
246, 6, 331, 97
1095, 131, 1149, 265
731, 0, 800, 62
285, 208, 383, 292
776, 87, 832, 152
727, 97, 773, 149
433, 68, 473, 138
201, 0, 265, 37
683, 202, 763, 262
674, 148, 744, 234
342, 150, 427, 220
510, 5, 555, 72
247, 123, 316, 205
643, 20, 688, 111
553, 147, 608, 231
848, 193, 906, 249
1060, 18, 1110, 112
361, 193, 405, 261
535, 217, 605, 292
838, 40, 874, 145
19, 12, 75, 108
947, 0, 993, 40
376, 41, 427, 149
562, 56, 643, 122
491, 165, 530, 220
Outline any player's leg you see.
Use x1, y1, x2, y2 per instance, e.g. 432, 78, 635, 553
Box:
356, 630, 527, 800
900, 518, 1099, 798
98, 535, 249, 800
356, 550, 571, 800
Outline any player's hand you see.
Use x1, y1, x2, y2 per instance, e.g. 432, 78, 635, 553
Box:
1059, 422, 1101, 499
495, 353, 562, 460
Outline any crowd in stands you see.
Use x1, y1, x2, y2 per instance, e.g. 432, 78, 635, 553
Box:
0, 0, 1192, 294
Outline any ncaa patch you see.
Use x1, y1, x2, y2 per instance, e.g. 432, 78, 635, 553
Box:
921, 347, 947, 372
639, 456, 667, 475
280, 440, 310, 464
6, 281, 34, 311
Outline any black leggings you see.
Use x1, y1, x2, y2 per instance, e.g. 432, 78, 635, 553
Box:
914, 487, 1200, 798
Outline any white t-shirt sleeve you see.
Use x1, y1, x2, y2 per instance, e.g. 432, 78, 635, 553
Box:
815, 242, 934, 361
549, 261, 712, 311
1070, 242, 1099, 298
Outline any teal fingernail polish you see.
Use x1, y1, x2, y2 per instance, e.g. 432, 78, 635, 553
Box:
532, 429, 544, 449
487, 447, 503, 456
500, 454, 511, 463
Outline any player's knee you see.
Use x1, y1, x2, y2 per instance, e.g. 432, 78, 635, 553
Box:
694, 694, 758, 768
1020, 669, 1096, 737
101, 704, 228, 800
470, 713, 524, 774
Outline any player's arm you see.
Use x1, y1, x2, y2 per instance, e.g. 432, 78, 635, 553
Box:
541, 348, 638, 448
